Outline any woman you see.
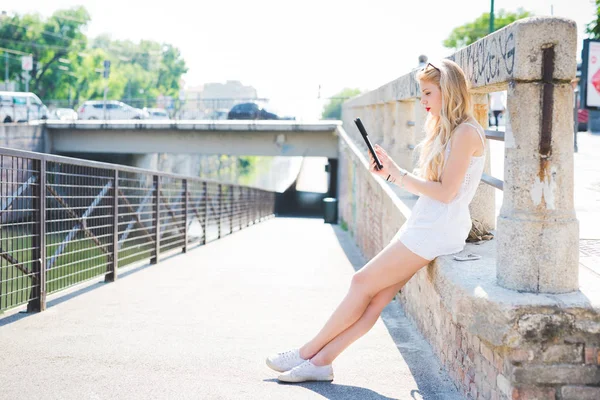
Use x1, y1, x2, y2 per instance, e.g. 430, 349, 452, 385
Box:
266, 59, 487, 383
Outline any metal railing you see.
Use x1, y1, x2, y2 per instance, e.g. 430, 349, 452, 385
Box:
0, 147, 275, 314
483, 122, 505, 191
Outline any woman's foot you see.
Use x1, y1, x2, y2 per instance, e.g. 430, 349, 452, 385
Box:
277, 360, 334, 383
265, 349, 306, 372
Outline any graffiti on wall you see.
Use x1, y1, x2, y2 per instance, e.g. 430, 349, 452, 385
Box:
452, 30, 516, 86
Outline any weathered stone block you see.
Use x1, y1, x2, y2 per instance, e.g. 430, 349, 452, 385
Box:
512, 365, 600, 385
510, 386, 556, 400
584, 346, 598, 364
560, 385, 600, 400
508, 348, 535, 363
516, 313, 575, 342
540, 344, 583, 363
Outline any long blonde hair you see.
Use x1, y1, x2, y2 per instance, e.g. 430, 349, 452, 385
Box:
415, 59, 473, 181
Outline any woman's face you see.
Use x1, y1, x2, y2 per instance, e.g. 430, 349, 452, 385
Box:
419, 80, 442, 117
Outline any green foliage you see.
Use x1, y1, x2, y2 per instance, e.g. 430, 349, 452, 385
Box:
0, 7, 91, 99
0, 7, 188, 109
587, 0, 600, 39
321, 88, 361, 120
443, 8, 532, 49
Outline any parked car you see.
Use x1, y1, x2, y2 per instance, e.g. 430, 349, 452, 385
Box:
49, 108, 78, 121
143, 107, 171, 120
0, 91, 49, 123
227, 102, 279, 120
77, 100, 148, 120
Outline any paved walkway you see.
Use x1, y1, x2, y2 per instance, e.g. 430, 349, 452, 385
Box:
0, 217, 462, 400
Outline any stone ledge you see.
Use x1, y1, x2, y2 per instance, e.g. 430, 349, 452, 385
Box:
427, 236, 600, 347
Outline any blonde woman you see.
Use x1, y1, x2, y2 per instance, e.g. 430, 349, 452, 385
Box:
266, 59, 487, 383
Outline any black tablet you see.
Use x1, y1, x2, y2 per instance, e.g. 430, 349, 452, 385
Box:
354, 118, 383, 170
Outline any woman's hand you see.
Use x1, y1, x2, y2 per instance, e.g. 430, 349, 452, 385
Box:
368, 144, 401, 180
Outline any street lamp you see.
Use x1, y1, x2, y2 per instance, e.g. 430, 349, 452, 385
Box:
490, 0, 495, 33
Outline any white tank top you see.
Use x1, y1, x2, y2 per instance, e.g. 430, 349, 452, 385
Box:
405, 121, 486, 235
395, 121, 487, 259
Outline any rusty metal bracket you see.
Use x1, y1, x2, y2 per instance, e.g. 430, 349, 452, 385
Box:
539, 45, 555, 159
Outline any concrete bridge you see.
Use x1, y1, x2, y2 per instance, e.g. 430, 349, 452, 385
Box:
43, 120, 341, 159
1, 16, 599, 400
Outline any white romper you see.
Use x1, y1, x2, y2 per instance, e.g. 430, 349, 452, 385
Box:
394, 121, 487, 260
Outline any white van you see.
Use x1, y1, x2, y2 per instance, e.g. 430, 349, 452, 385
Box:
0, 91, 49, 123
77, 100, 148, 120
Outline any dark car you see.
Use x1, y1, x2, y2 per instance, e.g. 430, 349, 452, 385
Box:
227, 102, 278, 120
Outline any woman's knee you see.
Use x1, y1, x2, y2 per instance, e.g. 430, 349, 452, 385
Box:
350, 272, 378, 298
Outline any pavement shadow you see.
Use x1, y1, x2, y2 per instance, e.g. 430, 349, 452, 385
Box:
0, 260, 156, 328
264, 379, 419, 400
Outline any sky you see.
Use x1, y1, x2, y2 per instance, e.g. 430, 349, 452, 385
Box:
6, 0, 599, 118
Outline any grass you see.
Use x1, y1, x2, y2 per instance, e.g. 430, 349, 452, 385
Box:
0, 224, 168, 312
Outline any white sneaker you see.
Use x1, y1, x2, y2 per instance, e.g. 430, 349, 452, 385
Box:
265, 349, 306, 372
277, 360, 334, 383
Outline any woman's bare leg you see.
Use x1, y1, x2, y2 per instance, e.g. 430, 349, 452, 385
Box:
309, 276, 413, 366
298, 240, 430, 360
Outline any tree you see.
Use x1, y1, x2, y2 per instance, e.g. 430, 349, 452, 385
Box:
91, 36, 188, 108
321, 88, 361, 120
443, 8, 532, 49
587, 0, 600, 39
0, 7, 92, 98
1, 7, 188, 109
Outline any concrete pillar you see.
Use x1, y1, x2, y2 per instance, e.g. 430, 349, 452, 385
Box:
130, 153, 159, 171
496, 82, 579, 293
412, 98, 427, 171
370, 104, 384, 145
381, 102, 395, 150
350, 106, 367, 144
171, 155, 194, 176
470, 94, 496, 231
390, 100, 414, 170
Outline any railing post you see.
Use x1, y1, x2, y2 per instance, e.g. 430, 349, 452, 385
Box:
256, 190, 259, 223
106, 169, 118, 282
497, 45, 579, 293
246, 187, 250, 227
250, 189, 255, 225
229, 185, 234, 234
183, 179, 188, 253
218, 183, 222, 238
151, 175, 160, 264
239, 186, 243, 231
202, 181, 208, 245
29, 158, 46, 312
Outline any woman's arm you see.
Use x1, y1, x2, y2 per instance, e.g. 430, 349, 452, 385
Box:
372, 124, 481, 203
